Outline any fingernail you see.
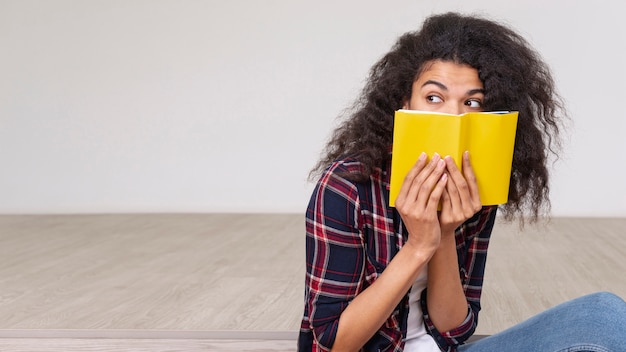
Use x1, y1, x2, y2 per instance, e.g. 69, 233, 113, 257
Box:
419, 152, 427, 161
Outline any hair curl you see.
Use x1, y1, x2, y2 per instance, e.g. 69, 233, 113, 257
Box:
311, 12, 566, 222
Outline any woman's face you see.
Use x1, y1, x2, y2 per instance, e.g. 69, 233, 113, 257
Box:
403, 60, 484, 115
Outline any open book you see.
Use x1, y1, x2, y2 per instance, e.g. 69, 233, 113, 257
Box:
389, 109, 519, 207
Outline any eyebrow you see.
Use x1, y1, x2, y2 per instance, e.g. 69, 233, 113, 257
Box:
422, 80, 448, 90
422, 80, 485, 95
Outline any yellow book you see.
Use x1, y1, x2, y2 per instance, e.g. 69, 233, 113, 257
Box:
389, 109, 519, 207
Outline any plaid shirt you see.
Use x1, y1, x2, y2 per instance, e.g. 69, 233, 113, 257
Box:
298, 158, 497, 352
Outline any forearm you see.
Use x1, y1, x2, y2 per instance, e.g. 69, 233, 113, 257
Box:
331, 242, 434, 352
426, 232, 468, 332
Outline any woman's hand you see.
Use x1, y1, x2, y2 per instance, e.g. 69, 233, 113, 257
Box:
439, 151, 482, 235
331, 153, 448, 352
394, 152, 448, 253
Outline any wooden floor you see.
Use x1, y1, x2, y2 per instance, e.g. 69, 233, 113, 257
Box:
0, 214, 625, 351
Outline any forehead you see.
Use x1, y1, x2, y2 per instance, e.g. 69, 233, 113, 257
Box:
415, 60, 482, 88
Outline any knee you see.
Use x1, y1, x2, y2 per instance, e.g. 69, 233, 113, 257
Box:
580, 291, 626, 323
586, 291, 625, 308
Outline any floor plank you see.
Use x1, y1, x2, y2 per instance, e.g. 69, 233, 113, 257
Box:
0, 338, 296, 352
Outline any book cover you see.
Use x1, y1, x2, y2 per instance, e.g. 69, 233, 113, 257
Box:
389, 109, 519, 207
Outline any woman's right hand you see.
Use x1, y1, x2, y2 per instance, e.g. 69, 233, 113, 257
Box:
394, 152, 448, 254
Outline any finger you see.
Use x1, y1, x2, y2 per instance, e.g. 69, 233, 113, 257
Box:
440, 184, 452, 215
444, 155, 472, 209
444, 170, 462, 212
404, 153, 441, 204
426, 172, 448, 213
462, 151, 482, 210
416, 157, 446, 208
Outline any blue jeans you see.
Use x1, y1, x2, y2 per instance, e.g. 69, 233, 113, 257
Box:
458, 292, 626, 352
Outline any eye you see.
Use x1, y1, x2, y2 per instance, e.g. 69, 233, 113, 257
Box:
464, 99, 482, 108
427, 95, 443, 103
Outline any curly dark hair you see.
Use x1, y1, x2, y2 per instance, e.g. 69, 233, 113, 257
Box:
311, 12, 566, 221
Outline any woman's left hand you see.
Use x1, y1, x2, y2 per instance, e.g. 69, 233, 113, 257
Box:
439, 151, 482, 235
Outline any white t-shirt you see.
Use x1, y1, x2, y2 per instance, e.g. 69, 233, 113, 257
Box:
403, 264, 440, 352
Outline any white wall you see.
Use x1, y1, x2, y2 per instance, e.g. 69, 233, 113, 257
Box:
1, 0, 625, 217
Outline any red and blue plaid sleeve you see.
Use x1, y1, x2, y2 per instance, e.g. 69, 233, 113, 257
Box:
302, 161, 367, 351
420, 206, 498, 351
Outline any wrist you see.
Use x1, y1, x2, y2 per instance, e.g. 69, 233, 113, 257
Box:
403, 239, 438, 262
431, 233, 457, 260
440, 226, 457, 239
441, 229, 456, 239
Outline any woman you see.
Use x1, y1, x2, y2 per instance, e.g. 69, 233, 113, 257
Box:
298, 12, 626, 352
